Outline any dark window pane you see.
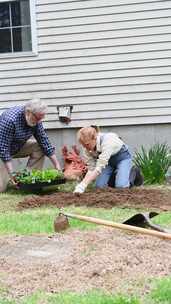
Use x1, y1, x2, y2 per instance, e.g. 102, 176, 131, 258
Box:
0, 3, 10, 27
0, 28, 11, 53
13, 27, 32, 52
11, 0, 30, 26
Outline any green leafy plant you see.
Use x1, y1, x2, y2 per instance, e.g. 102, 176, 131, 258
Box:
13, 169, 64, 184
133, 143, 171, 184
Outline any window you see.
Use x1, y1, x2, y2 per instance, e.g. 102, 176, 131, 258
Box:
0, 0, 33, 54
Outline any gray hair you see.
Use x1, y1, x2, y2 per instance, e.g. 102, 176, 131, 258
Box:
25, 98, 48, 114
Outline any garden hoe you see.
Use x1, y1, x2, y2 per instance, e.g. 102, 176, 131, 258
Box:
54, 211, 171, 241
122, 211, 171, 233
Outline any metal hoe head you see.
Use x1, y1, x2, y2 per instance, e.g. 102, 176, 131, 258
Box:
54, 213, 70, 232
123, 211, 171, 233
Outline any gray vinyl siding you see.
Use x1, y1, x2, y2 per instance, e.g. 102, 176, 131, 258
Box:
0, 0, 171, 128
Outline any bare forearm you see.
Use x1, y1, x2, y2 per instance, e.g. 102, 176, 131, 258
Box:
82, 170, 99, 186
49, 154, 61, 170
4, 160, 14, 175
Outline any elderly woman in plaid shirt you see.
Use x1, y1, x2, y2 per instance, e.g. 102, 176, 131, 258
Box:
0, 98, 61, 192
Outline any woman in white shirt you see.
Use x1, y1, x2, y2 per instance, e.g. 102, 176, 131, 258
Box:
74, 126, 132, 193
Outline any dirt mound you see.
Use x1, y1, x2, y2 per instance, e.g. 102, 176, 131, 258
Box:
18, 187, 171, 211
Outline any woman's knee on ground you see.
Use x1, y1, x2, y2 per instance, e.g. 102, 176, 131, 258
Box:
115, 179, 130, 188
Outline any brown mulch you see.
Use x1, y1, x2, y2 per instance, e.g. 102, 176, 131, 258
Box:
18, 187, 171, 211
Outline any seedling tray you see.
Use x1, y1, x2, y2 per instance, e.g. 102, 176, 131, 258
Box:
18, 178, 66, 192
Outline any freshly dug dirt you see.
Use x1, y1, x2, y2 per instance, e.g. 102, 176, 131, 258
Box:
18, 187, 171, 211
0, 229, 171, 298
1, 187, 171, 299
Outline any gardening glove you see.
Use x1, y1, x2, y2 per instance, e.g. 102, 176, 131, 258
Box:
74, 181, 87, 194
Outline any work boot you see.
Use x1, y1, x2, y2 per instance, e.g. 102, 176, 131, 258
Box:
129, 166, 144, 187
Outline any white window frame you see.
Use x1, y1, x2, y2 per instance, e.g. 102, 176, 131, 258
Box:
0, 0, 38, 58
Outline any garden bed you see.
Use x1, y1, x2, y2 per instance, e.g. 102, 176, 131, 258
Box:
18, 187, 171, 211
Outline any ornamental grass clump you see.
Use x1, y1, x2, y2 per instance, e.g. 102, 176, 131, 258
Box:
134, 143, 171, 185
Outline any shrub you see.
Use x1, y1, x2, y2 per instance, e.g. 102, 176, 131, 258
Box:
133, 143, 171, 184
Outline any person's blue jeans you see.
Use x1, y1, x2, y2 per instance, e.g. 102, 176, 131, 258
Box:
95, 145, 132, 188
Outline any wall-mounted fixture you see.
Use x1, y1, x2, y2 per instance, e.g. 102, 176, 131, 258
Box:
57, 105, 73, 123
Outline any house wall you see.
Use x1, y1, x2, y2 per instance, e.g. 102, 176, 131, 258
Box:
0, 0, 171, 170
48, 123, 171, 164
13, 123, 171, 171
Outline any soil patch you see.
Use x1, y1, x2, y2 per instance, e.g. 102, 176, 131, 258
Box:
2, 187, 171, 299
18, 187, 171, 211
0, 229, 171, 298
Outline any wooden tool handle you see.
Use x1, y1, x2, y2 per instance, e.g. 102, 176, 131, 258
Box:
63, 212, 171, 240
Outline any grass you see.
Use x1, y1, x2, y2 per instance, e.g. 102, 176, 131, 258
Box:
0, 205, 171, 235
24, 291, 140, 304
1, 279, 171, 304
0, 291, 140, 304
0, 192, 27, 213
149, 277, 171, 304
152, 211, 171, 227
0, 206, 140, 235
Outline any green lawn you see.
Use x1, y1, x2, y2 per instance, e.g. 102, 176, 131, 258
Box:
0, 205, 171, 235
